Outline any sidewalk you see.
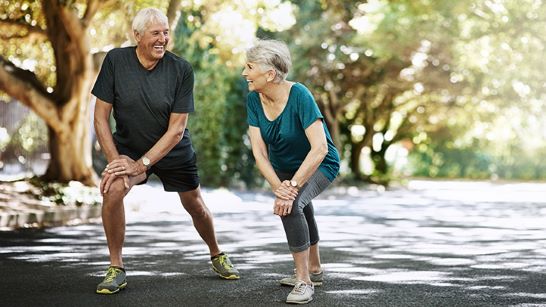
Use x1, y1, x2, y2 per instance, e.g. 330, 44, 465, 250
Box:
2, 180, 546, 306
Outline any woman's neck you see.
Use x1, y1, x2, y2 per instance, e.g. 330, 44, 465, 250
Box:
260, 81, 292, 105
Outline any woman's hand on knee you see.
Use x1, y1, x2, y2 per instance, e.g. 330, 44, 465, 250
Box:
273, 197, 293, 216
273, 181, 298, 200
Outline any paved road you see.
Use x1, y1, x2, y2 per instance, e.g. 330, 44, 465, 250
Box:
1, 180, 546, 306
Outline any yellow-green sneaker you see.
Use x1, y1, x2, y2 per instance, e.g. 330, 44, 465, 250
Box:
211, 253, 240, 280
96, 266, 127, 294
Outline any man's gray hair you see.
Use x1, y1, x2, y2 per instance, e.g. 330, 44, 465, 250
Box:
132, 8, 168, 35
246, 39, 292, 83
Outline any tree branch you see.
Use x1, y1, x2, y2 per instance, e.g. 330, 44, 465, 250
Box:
0, 56, 64, 132
0, 31, 48, 42
0, 18, 47, 37
167, 0, 182, 29
82, 0, 102, 28
166, 0, 182, 50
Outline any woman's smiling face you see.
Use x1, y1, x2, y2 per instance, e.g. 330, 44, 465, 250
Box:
242, 62, 272, 92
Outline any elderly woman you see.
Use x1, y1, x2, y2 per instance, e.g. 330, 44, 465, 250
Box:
242, 39, 340, 304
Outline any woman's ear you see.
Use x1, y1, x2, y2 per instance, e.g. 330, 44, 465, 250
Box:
266, 69, 276, 82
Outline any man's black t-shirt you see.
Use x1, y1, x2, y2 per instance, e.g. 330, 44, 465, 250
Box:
92, 47, 195, 167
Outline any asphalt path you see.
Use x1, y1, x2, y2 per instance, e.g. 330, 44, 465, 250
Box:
1, 180, 546, 307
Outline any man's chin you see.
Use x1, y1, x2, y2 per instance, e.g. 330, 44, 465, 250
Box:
153, 51, 165, 59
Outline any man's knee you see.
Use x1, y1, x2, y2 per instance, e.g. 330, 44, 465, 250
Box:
103, 178, 128, 202
185, 202, 208, 218
180, 193, 208, 218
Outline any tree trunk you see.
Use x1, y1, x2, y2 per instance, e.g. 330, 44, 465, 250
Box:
43, 98, 96, 186
44, 128, 95, 186
327, 116, 342, 154
349, 141, 367, 180
0, 1, 103, 186
371, 147, 389, 176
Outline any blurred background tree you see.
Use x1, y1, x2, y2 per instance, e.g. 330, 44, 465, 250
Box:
1, 0, 544, 188
274, 0, 545, 184
172, 0, 295, 187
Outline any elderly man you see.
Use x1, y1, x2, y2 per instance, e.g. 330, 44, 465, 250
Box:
92, 8, 239, 294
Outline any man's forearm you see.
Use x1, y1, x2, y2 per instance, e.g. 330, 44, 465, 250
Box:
140, 127, 185, 165
94, 118, 120, 163
138, 112, 189, 167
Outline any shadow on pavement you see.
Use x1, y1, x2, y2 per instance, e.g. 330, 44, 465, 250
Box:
2, 181, 546, 306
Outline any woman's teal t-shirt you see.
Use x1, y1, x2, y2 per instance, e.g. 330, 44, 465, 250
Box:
246, 82, 340, 182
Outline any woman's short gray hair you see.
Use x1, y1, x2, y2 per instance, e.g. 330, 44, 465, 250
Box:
132, 8, 168, 35
246, 39, 292, 83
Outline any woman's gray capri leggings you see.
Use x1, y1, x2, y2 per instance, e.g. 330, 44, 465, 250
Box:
276, 169, 332, 253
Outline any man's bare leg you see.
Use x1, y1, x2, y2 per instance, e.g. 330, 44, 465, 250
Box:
178, 187, 221, 257
101, 179, 128, 268
101, 174, 145, 267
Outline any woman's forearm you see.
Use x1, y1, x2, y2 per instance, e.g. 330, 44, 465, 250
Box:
254, 151, 283, 190
290, 145, 328, 188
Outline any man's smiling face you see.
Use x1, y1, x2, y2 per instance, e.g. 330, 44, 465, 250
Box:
136, 21, 169, 62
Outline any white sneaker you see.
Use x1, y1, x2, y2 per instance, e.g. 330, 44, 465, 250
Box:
286, 281, 314, 304
280, 269, 323, 287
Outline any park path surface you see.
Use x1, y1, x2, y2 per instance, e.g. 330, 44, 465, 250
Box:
1, 180, 546, 307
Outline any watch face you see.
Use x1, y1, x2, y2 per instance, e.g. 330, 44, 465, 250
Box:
142, 157, 150, 166
290, 180, 297, 187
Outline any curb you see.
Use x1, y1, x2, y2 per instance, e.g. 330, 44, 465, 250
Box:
0, 203, 102, 231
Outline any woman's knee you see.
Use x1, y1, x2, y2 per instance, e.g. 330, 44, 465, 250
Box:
289, 200, 305, 216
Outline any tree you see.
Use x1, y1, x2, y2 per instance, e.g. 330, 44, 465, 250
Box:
0, 0, 187, 186
280, 0, 543, 183
407, 0, 546, 180
172, 0, 296, 187
0, 0, 113, 185
277, 1, 454, 182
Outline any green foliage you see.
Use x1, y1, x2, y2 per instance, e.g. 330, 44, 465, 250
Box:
408, 131, 546, 181
173, 11, 259, 188
409, 143, 492, 179
277, 0, 545, 183
2, 0, 545, 185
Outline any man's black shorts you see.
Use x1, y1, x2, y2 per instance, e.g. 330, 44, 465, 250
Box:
116, 145, 200, 192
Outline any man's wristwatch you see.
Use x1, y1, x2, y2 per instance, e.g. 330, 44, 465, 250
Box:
290, 179, 299, 190
141, 156, 151, 169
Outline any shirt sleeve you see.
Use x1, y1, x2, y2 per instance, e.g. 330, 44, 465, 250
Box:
91, 52, 115, 104
246, 94, 259, 127
172, 61, 195, 113
297, 86, 323, 129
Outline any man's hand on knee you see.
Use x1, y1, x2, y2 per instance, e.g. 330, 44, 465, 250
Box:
100, 172, 130, 195
106, 155, 145, 178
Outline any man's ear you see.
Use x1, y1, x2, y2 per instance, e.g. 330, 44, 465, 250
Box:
134, 30, 141, 42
